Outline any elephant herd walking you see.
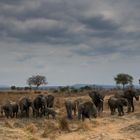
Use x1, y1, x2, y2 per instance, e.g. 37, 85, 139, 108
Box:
65, 89, 139, 121
0, 89, 139, 121
1, 94, 55, 119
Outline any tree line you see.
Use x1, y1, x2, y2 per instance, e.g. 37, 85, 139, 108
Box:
10, 73, 140, 90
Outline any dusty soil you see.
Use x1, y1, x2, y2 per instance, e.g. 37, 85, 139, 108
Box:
0, 91, 139, 140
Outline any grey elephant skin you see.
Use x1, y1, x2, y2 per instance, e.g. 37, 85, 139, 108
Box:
32, 94, 47, 117
78, 101, 98, 121
115, 89, 139, 113
65, 100, 76, 119
45, 94, 54, 108
1, 101, 18, 118
89, 91, 104, 114
19, 97, 32, 117
108, 97, 128, 116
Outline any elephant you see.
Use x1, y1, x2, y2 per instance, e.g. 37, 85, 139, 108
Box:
19, 97, 32, 117
32, 94, 47, 117
108, 97, 128, 116
1, 101, 13, 118
44, 107, 57, 119
45, 94, 54, 108
1, 101, 18, 118
10, 101, 18, 118
89, 91, 105, 114
65, 99, 77, 119
78, 101, 98, 121
114, 89, 139, 113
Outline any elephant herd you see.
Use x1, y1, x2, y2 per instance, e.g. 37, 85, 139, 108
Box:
65, 89, 139, 121
1, 94, 55, 119
0, 89, 139, 121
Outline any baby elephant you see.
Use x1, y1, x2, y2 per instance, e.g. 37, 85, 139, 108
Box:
108, 97, 128, 116
45, 107, 57, 119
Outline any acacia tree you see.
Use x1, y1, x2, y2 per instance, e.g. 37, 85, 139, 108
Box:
27, 75, 47, 89
114, 73, 133, 90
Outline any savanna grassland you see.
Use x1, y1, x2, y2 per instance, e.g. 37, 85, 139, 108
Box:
0, 90, 139, 140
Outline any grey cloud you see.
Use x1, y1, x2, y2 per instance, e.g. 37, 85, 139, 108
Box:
78, 15, 120, 31
0, 0, 139, 46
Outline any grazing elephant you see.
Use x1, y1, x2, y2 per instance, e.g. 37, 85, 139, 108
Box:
78, 101, 98, 121
108, 97, 128, 116
89, 91, 105, 114
115, 89, 139, 113
32, 94, 47, 117
65, 100, 76, 119
19, 97, 32, 117
45, 94, 54, 108
44, 107, 57, 119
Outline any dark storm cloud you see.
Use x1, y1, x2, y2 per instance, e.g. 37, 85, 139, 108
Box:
0, 0, 140, 55
78, 15, 120, 31
0, 0, 140, 86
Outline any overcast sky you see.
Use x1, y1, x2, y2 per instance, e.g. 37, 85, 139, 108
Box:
0, 0, 140, 86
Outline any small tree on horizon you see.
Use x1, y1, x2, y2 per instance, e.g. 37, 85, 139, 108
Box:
114, 73, 133, 90
27, 75, 47, 89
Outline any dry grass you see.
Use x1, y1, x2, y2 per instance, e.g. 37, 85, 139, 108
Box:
0, 89, 139, 140
4, 120, 13, 128
25, 123, 38, 133
41, 120, 59, 138
58, 117, 70, 132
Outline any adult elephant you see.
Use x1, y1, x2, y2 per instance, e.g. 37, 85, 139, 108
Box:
19, 97, 32, 117
65, 99, 76, 119
115, 89, 139, 113
1, 101, 13, 118
78, 101, 98, 121
108, 96, 128, 116
1, 101, 18, 118
10, 101, 18, 118
89, 91, 105, 114
45, 94, 54, 108
32, 94, 47, 117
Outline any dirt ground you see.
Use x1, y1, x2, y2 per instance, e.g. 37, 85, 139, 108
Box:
0, 91, 139, 140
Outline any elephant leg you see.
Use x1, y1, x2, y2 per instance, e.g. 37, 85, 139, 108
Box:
73, 108, 76, 116
66, 107, 69, 119
78, 109, 82, 120
66, 106, 72, 119
127, 100, 131, 113
82, 114, 85, 121
131, 100, 134, 112
26, 109, 29, 117
120, 106, 124, 116
16, 112, 18, 118
117, 106, 122, 116
110, 107, 114, 115
68, 108, 72, 119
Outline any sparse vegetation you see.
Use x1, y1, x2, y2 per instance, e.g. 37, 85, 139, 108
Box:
0, 89, 139, 140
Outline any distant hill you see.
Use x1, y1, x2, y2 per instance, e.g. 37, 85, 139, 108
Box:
0, 85, 10, 90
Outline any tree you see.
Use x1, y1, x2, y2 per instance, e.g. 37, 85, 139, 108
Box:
27, 75, 47, 89
114, 73, 133, 90
11, 85, 16, 90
